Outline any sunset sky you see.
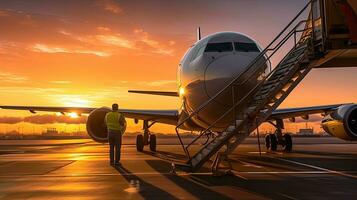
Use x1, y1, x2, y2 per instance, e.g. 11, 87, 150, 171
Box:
0, 0, 356, 134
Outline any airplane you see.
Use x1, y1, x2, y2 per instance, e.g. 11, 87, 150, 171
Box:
1, 0, 356, 173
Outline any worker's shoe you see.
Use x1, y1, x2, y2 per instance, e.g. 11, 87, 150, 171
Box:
115, 162, 121, 166
110, 162, 115, 166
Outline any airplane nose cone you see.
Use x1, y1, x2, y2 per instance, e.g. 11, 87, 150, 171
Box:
204, 53, 255, 98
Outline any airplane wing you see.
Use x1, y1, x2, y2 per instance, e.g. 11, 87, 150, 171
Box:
0, 105, 178, 125
268, 103, 350, 120
0, 103, 351, 126
128, 90, 179, 97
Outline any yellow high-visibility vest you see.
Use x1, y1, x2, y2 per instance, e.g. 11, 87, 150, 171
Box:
105, 111, 123, 132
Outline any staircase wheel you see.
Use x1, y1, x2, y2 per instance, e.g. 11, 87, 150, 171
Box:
136, 134, 144, 152
265, 134, 271, 150
149, 134, 157, 152
283, 134, 293, 152
270, 134, 278, 151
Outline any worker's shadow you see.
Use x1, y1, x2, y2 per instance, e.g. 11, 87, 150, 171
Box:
114, 164, 178, 200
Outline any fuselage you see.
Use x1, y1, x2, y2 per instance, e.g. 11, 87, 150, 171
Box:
177, 32, 270, 131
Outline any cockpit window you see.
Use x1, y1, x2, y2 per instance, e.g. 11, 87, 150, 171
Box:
205, 42, 233, 52
234, 42, 260, 52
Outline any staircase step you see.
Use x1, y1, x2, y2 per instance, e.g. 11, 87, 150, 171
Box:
250, 100, 262, 106
274, 66, 291, 74
236, 120, 243, 125
202, 148, 211, 155
191, 158, 199, 166
260, 85, 275, 92
280, 59, 299, 69
294, 44, 308, 52
246, 106, 257, 113
286, 50, 304, 61
264, 77, 281, 86
259, 86, 276, 95
254, 93, 268, 101
273, 68, 291, 76
261, 81, 279, 89
226, 125, 236, 132
289, 45, 307, 56
281, 49, 306, 65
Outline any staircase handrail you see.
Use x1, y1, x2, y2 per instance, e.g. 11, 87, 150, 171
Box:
175, 0, 318, 159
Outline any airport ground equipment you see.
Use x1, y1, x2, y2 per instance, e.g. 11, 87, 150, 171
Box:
174, 0, 334, 172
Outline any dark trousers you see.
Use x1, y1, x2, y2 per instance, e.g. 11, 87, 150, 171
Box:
108, 130, 122, 164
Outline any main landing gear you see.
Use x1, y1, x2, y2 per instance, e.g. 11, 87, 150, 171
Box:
136, 120, 157, 152
265, 119, 293, 152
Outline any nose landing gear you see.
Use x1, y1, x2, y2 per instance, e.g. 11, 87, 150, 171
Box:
136, 120, 157, 152
266, 119, 293, 152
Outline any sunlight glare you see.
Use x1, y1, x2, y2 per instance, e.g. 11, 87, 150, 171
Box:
59, 96, 91, 107
179, 87, 185, 96
68, 112, 79, 118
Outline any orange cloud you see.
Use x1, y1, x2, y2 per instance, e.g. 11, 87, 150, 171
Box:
0, 71, 28, 83
55, 28, 175, 56
134, 29, 175, 56
96, 34, 136, 49
32, 43, 111, 57
0, 10, 9, 17
50, 80, 72, 84
140, 80, 176, 87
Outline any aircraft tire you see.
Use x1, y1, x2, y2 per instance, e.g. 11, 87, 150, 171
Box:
149, 134, 156, 152
270, 134, 277, 151
283, 134, 293, 152
136, 134, 144, 152
265, 134, 271, 150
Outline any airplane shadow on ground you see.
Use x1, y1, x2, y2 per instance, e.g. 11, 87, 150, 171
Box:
134, 149, 357, 199
144, 157, 357, 200
114, 165, 179, 200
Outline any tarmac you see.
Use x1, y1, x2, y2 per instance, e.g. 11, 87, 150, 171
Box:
0, 137, 356, 200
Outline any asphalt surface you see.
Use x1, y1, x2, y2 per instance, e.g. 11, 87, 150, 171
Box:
0, 137, 356, 200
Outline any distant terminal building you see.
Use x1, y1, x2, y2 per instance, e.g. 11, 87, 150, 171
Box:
297, 128, 314, 136
42, 128, 59, 136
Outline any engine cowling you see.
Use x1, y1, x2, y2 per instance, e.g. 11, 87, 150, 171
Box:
86, 107, 111, 143
321, 104, 357, 140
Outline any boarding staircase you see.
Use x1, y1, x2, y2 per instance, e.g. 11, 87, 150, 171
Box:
175, 0, 325, 172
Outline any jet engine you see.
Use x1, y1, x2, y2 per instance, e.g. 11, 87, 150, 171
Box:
321, 104, 357, 140
86, 107, 111, 143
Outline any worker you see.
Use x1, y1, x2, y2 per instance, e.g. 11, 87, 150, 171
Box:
105, 103, 127, 166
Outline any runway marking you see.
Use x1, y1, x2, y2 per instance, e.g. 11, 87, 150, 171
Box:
44, 160, 77, 174
273, 157, 357, 179
228, 170, 249, 180
247, 151, 267, 154
239, 161, 264, 169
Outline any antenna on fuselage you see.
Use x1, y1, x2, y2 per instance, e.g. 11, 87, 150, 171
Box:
197, 27, 201, 41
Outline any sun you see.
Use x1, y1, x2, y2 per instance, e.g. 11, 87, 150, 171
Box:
68, 112, 79, 118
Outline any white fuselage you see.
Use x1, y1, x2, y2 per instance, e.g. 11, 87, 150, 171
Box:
177, 32, 269, 131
